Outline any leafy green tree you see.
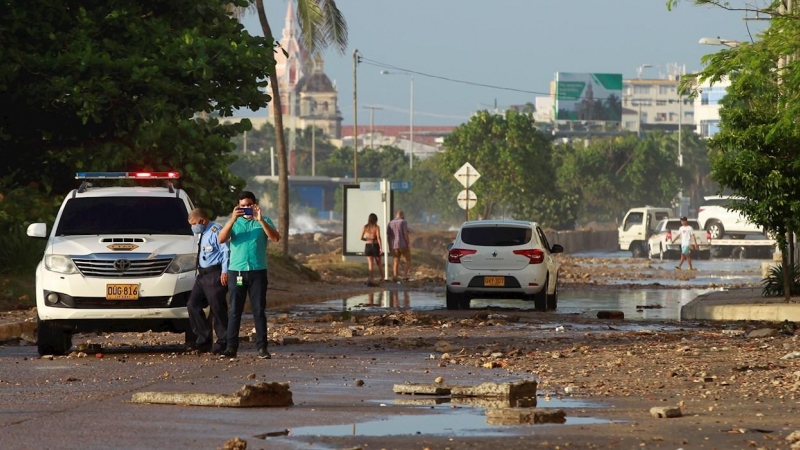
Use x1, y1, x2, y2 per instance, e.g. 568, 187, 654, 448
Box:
440, 110, 575, 228
556, 132, 684, 223
0, 0, 275, 222
291, 126, 339, 176
672, 0, 800, 299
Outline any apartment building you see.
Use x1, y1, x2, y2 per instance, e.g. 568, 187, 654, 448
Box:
621, 70, 694, 133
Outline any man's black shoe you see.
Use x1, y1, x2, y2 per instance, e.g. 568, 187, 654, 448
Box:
210, 346, 225, 355
258, 348, 271, 359
185, 342, 211, 353
219, 348, 237, 359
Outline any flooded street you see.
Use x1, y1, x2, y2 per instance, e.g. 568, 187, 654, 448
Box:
297, 251, 767, 322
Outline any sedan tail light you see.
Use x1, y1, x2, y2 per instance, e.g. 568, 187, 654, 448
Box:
512, 248, 545, 264
448, 248, 477, 263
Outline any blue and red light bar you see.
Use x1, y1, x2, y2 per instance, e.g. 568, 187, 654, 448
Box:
75, 171, 180, 180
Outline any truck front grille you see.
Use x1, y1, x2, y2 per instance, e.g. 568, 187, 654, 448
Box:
72, 258, 173, 277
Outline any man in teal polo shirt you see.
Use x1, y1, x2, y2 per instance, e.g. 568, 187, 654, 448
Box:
218, 191, 281, 359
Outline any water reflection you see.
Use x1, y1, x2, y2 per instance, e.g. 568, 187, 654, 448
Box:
297, 287, 716, 321
359, 290, 411, 308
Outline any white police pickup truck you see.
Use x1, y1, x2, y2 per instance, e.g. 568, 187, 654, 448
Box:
26, 172, 198, 355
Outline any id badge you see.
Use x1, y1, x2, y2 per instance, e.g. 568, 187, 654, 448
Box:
236, 275, 243, 286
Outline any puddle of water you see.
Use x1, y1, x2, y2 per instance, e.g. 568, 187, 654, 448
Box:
295, 288, 715, 321
387, 394, 601, 409
281, 406, 611, 438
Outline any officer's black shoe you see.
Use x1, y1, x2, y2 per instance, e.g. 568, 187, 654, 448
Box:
219, 348, 237, 359
258, 348, 271, 359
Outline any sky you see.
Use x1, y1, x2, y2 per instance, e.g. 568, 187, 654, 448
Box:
239, 0, 769, 126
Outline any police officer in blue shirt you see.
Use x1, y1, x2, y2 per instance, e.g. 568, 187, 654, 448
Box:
187, 208, 229, 354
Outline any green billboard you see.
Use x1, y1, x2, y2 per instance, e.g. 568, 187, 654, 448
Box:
555, 73, 623, 122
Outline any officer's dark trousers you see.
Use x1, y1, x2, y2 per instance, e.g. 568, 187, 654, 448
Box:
226, 269, 268, 351
187, 267, 228, 350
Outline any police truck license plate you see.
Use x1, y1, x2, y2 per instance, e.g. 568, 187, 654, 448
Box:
484, 277, 505, 287
106, 284, 139, 300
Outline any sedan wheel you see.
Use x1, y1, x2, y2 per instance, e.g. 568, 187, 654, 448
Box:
534, 276, 548, 311
445, 288, 461, 310
546, 276, 558, 311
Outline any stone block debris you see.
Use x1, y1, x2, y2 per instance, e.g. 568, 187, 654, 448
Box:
650, 406, 682, 418
450, 379, 538, 405
131, 382, 293, 408
220, 437, 247, 450
486, 408, 566, 425
393, 382, 452, 396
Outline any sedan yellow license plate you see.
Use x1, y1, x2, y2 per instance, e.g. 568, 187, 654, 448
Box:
106, 284, 139, 300
484, 276, 505, 287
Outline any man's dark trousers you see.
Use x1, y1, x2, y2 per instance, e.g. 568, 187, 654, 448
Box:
187, 267, 228, 351
226, 269, 268, 352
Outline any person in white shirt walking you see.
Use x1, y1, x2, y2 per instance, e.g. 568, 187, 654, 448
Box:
671, 216, 698, 271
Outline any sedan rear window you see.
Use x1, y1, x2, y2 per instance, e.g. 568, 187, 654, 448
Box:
460, 227, 532, 246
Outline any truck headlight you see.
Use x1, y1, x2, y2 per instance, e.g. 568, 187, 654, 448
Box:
165, 254, 196, 274
44, 255, 79, 274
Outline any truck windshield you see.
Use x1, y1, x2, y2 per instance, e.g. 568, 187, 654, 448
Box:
55, 197, 192, 236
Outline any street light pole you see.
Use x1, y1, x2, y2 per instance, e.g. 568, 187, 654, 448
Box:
380, 70, 414, 169
410, 75, 414, 170
353, 49, 359, 182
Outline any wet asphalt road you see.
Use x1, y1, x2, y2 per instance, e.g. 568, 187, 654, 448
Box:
0, 254, 769, 450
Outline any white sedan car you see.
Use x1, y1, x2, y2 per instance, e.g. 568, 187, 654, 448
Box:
445, 220, 563, 311
647, 218, 712, 260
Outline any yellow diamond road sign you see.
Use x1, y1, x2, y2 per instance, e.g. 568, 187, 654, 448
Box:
454, 162, 480, 188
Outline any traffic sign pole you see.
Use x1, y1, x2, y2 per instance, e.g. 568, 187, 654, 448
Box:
454, 162, 480, 222
466, 167, 470, 222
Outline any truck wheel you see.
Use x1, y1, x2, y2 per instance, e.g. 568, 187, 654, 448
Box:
706, 221, 724, 239
37, 318, 72, 356
731, 246, 747, 259
659, 245, 665, 260
630, 242, 646, 258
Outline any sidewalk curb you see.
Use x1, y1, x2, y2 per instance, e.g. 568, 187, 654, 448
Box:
682, 290, 800, 322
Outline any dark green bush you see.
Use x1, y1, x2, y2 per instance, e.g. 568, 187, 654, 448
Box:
761, 263, 800, 297
0, 226, 46, 275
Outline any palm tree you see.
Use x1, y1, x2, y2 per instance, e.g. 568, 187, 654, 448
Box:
248, 0, 347, 254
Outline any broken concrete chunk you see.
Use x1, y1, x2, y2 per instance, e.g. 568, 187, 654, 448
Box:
486, 408, 566, 425
650, 406, 682, 418
393, 383, 452, 396
131, 382, 293, 407
220, 437, 247, 450
451, 379, 537, 403
746, 328, 778, 338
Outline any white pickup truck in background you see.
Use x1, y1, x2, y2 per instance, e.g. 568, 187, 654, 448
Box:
647, 218, 712, 260
618, 206, 673, 258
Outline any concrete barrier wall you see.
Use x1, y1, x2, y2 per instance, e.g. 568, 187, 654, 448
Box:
549, 230, 618, 254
